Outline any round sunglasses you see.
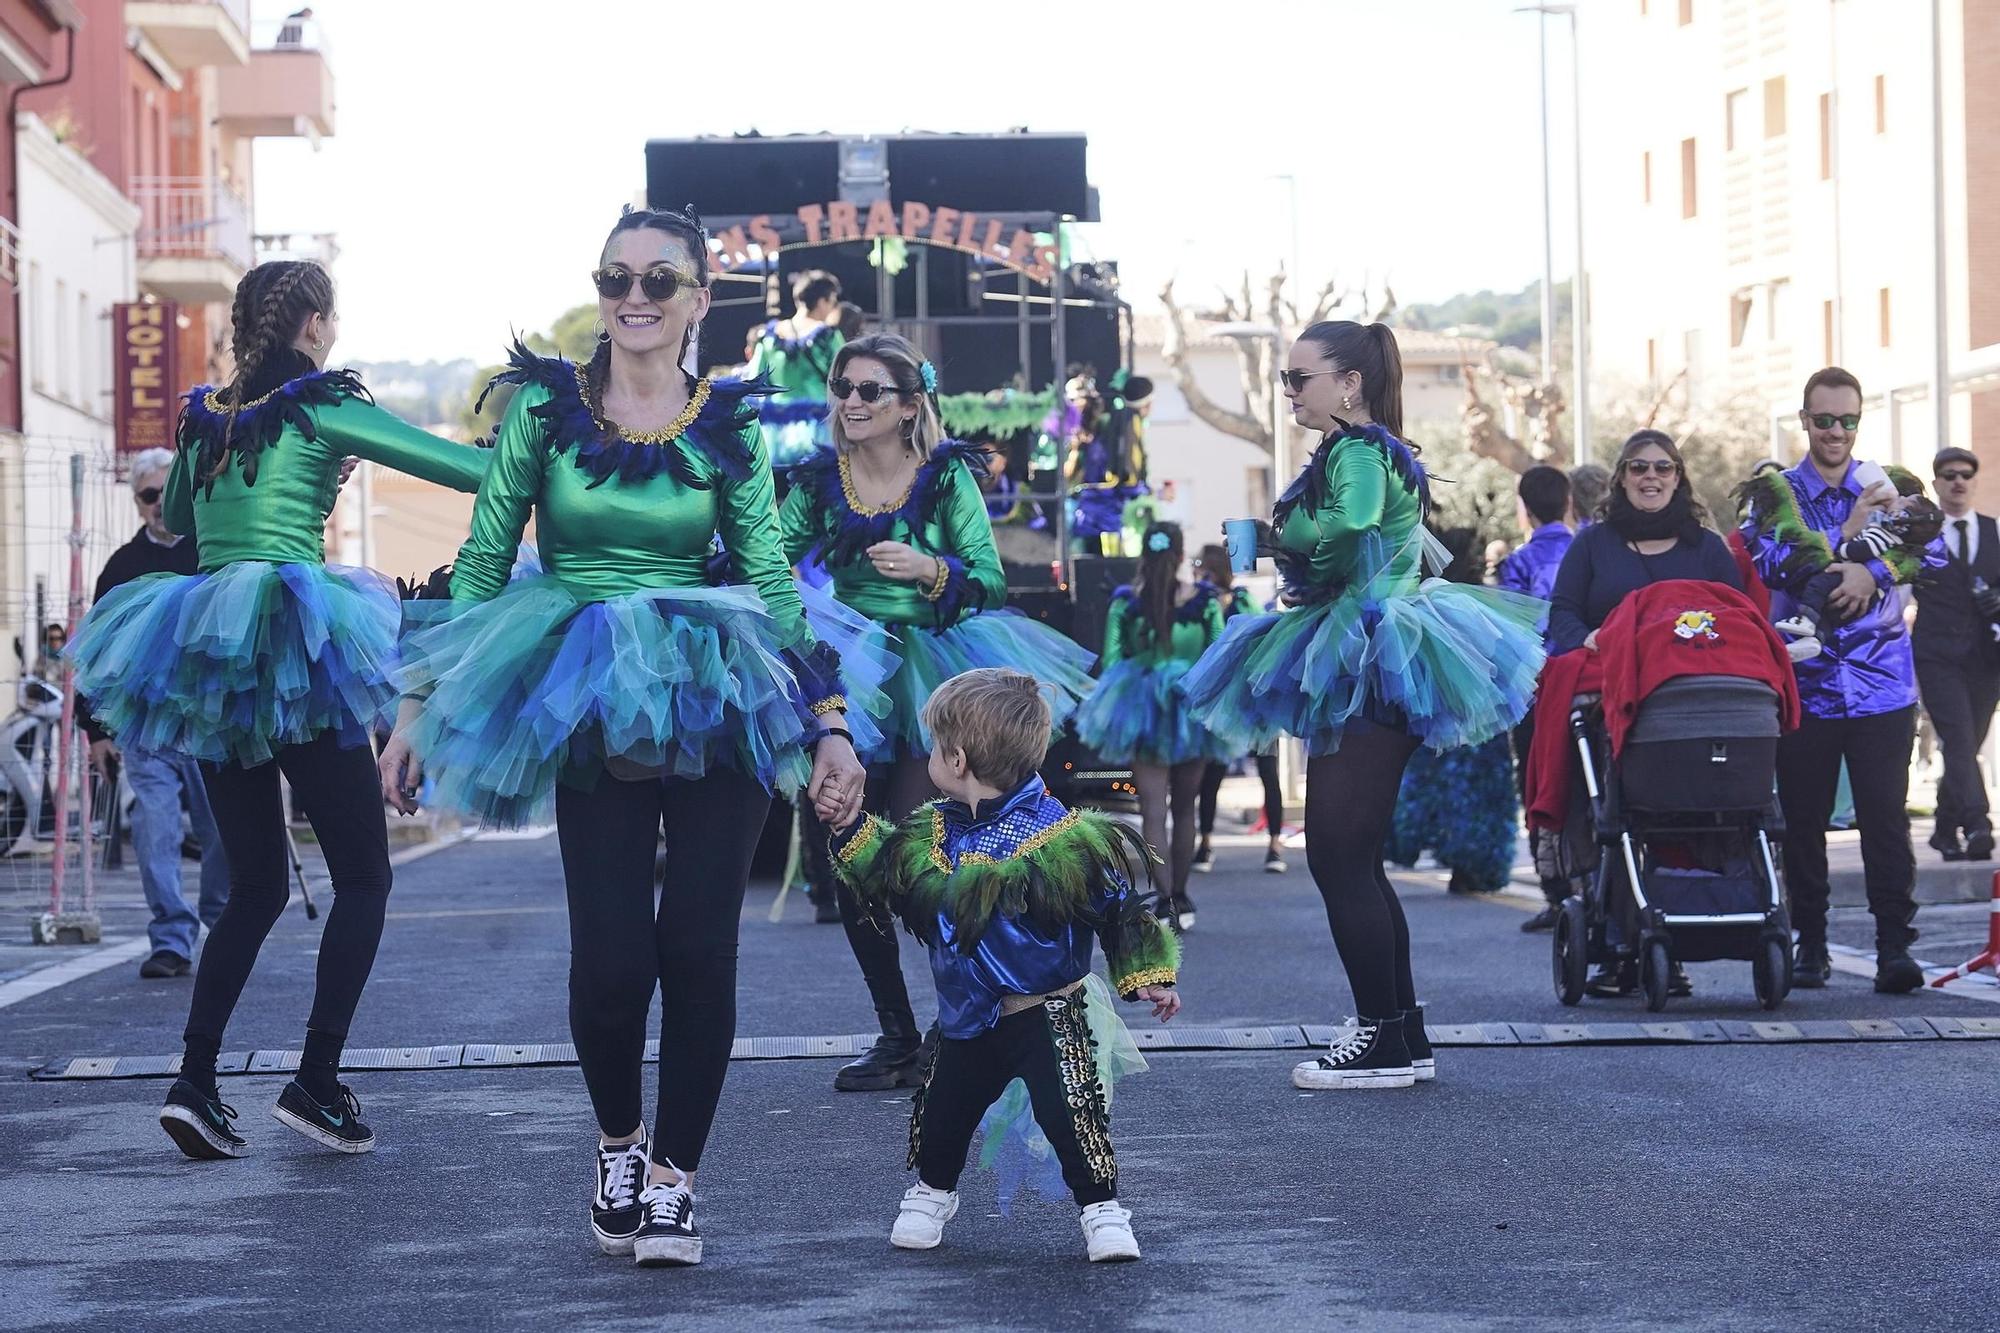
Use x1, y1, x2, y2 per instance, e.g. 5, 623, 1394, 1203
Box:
591, 264, 698, 303
829, 376, 909, 404
1622, 458, 1680, 476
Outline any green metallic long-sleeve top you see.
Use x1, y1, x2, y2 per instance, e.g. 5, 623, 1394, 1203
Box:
779, 440, 1008, 628
449, 347, 817, 655
744, 322, 843, 402
1099, 583, 1224, 669
1271, 425, 1429, 598
165, 365, 488, 571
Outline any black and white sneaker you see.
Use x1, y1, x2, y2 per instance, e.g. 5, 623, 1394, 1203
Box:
1403, 1005, 1435, 1082
159, 1078, 247, 1160
1292, 1017, 1416, 1090
632, 1178, 702, 1267
272, 1080, 374, 1153
1191, 842, 1215, 873
590, 1136, 651, 1256
1264, 847, 1288, 874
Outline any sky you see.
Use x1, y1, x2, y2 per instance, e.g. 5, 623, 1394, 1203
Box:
250, 0, 1583, 366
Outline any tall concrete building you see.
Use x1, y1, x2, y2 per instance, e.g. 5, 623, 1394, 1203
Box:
1581, 0, 1999, 475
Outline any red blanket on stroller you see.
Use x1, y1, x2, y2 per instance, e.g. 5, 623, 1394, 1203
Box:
1524, 579, 1798, 832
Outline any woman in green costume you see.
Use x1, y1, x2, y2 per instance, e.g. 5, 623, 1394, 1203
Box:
66, 259, 488, 1161
744, 268, 844, 470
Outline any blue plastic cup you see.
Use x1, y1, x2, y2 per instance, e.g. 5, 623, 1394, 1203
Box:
1224, 518, 1261, 573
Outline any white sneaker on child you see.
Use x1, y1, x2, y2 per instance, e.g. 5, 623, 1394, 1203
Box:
1773, 615, 1817, 638
1786, 636, 1823, 663
1080, 1199, 1141, 1262
890, 1182, 959, 1249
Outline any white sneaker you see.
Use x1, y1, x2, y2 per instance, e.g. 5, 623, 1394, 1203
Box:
1786, 636, 1823, 663
1773, 614, 1817, 638
1080, 1199, 1141, 1262
890, 1182, 959, 1250
631, 1178, 702, 1267
1175, 910, 1196, 932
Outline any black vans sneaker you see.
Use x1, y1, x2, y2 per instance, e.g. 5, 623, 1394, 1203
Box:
591, 1136, 651, 1256
1794, 939, 1831, 989
272, 1080, 374, 1154
1402, 1005, 1435, 1082
632, 1178, 702, 1267
159, 1078, 247, 1160
1292, 1017, 1416, 1090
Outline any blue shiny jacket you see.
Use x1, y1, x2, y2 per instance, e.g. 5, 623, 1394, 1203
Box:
1741, 460, 1947, 718
831, 775, 1175, 1039
1494, 523, 1573, 650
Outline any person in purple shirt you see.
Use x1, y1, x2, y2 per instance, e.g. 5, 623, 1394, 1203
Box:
1497, 466, 1575, 929
1739, 366, 1947, 994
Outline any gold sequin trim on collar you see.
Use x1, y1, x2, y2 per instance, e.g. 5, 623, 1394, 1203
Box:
838, 450, 919, 516
573, 364, 711, 445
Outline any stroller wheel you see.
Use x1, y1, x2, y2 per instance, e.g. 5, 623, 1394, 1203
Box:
1641, 940, 1672, 1013
1552, 897, 1588, 1006
1753, 936, 1791, 1010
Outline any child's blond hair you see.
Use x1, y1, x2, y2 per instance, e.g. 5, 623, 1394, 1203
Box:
922, 668, 1052, 791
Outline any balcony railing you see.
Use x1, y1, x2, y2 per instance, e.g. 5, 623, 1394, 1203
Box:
0, 216, 20, 287
250, 14, 331, 54
124, 0, 252, 69
132, 177, 252, 271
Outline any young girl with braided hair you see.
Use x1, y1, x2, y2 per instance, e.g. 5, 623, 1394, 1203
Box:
66, 259, 489, 1159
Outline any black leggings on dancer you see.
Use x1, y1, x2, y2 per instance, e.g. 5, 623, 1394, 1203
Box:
1198, 752, 1285, 839
1304, 719, 1421, 1020
823, 756, 936, 1030
557, 766, 767, 1172
181, 729, 391, 1100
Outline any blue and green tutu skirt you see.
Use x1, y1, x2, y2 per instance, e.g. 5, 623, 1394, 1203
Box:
398, 576, 892, 829
869, 609, 1097, 765
1182, 581, 1547, 756
1072, 656, 1232, 767
67, 560, 397, 768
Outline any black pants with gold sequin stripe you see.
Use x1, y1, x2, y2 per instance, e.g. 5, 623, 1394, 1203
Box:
909, 992, 1116, 1207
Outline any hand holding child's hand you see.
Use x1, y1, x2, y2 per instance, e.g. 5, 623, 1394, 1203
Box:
1135, 985, 1180, 1022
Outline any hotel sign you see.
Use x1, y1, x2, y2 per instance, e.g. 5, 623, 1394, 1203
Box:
113, 301, 179, 455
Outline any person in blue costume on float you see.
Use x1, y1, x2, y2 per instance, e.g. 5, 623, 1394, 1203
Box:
378, 207, 874, 1270
1183, 320, 1546, 1093
780, 331, 1098, 1095
743, 268, 844, 471
66, 259, 489, 1162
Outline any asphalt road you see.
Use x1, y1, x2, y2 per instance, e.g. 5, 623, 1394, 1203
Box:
1, 830, 1994, 1331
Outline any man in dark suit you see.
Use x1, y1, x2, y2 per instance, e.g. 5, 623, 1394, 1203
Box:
1913, 446, 2000, 861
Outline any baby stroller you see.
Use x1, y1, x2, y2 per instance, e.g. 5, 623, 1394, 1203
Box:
1548, 583, 1798, 1012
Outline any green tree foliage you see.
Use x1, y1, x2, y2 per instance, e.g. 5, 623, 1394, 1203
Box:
455, 304, 601, 440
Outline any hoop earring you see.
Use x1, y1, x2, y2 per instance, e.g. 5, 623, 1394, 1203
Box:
594, 318, 610, 343
312, 339, 325, 352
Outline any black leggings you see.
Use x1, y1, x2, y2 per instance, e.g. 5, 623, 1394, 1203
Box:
813, 755, 936, 1029
1305, 721, 1421, 1020
557, 766, 768, 1172
1197, 753, 1285, 838
911, 995, 1116, 1207
1135, 759, 1205, 907
184, 730, 391, 1059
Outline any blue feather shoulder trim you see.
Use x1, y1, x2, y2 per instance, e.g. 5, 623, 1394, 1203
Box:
785, 437, 995, 568
1273, 422, 1430, 530
475, 338, 774, 489
178, 367, 370, 489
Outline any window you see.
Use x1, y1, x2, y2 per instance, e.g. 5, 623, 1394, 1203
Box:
1766, 279, 1789, 341
1875, 75, 1887, 134
1764, 76, 1787, 137
1819, 93, 1833, 179
1730, 291, 1754, 347
78, 291, 90, 410
1643, 150, 1653, 202
1681, 138, 1698, 218
1879, 287, 1892, 346
1679, 0, 1693, 24
54, 278, 67, 403
1726, 88, 1748, 150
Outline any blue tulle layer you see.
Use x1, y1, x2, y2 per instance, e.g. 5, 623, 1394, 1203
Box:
1072, 656, 1232, 767
67, 561, 396, 766
1182, 580, 1548, 756
399, 577, 878, 828
870, 610, 1098, 764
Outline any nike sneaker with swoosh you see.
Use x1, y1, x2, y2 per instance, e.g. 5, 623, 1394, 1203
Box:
159, 1078, 248, 1159
272, 1079, 375, 1153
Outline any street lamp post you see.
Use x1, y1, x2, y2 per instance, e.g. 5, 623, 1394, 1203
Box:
1516, 2, 1590, 465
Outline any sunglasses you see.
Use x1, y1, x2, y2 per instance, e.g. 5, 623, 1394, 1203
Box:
590, 264, 698, 302
1276, 368, 1338, 393
1806, 413, 1862, 431
136, 487, 161, 505
829, 377, 908, 404
1623, 458, 1680, 476
1939, 468, 1976, 482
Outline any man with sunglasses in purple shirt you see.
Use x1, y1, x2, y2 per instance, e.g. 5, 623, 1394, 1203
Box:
1741, 367, 1947, 994
81, 449, 230, 980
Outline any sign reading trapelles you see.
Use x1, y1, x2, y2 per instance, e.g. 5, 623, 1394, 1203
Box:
113, 301, 179, 455
707, 202, 1061, 284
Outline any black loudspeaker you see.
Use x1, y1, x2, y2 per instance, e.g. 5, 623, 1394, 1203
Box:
1069, 556, 1138, 657
886, 135, 1091, 218
646, 138, 841, 217
934, 299, 1122, 399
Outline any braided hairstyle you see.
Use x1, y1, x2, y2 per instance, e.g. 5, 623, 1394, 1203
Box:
215, 259, 333, 468
1132, 521, 1184, 650
586, 205, 711, 402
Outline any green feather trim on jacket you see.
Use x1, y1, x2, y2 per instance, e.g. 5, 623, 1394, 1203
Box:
1737, 466, 1931, 587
